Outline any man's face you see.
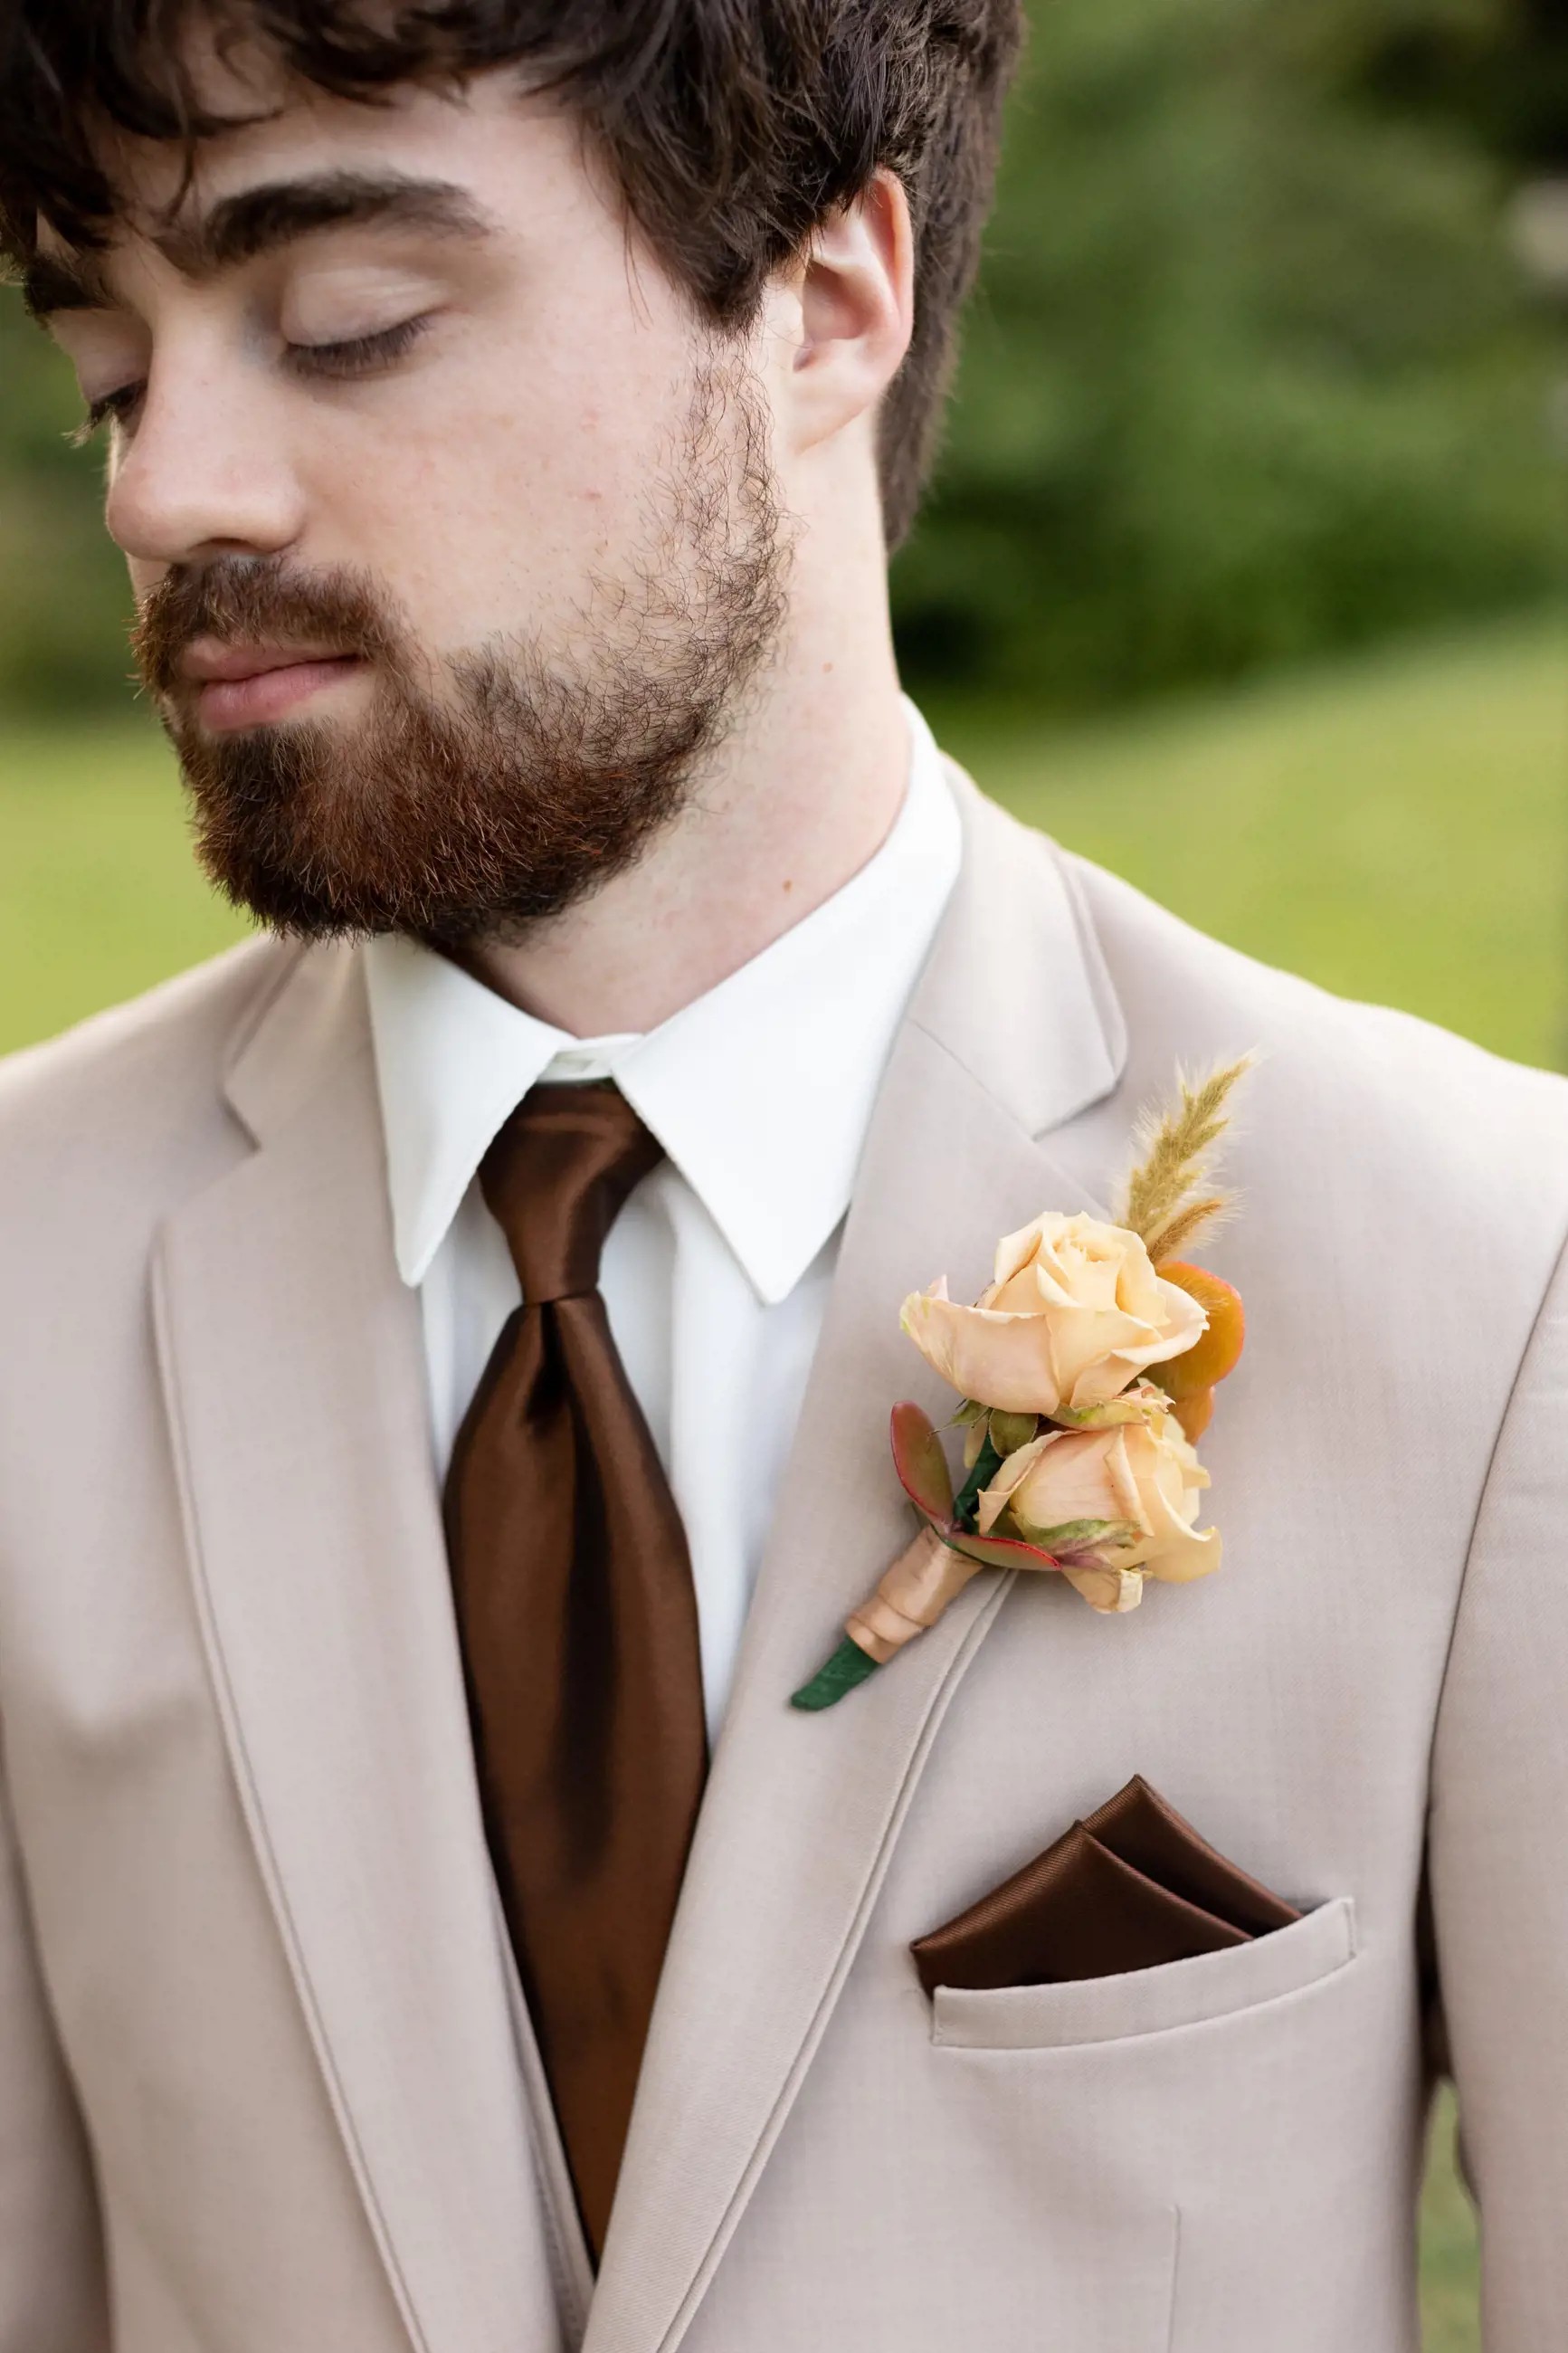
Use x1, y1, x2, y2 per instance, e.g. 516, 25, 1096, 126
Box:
36, 61, 790, 939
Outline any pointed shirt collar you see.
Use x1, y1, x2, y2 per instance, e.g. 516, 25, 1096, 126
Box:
362, 701, 963, 1307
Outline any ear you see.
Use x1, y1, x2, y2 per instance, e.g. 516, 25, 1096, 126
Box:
783, 167, 915, 455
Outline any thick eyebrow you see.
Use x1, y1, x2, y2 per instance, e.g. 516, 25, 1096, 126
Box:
24, 170, 494, 320
161, 170, 497, 275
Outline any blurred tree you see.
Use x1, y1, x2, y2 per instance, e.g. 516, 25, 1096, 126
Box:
1343, 0, 1568, 167
0, 0, 1562, 715
892, 0, 1563, 700
1501, 0, 1568, 164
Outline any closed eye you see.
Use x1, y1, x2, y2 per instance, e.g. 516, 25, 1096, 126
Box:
69, 312, 436, 448
285, 312, 434, 382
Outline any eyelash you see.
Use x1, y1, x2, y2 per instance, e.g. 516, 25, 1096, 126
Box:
74, 312, 434, 443
285, 311, 432, 383
71, 386, 139, 446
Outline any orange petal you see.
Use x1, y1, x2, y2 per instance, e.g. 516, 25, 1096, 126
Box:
1153, 1262, 1244, 1398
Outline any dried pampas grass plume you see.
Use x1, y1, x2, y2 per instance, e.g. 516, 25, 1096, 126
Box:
1120, 1054, 1255, 1263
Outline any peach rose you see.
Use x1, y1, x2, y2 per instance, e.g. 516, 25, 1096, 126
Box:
976, 1393, 1220, 1612
900, 1212, 1205, 1418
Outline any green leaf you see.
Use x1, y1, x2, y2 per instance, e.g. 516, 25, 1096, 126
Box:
988, 1409, 1040, 1459
1015, 1516, 1143, 1564
889, 1401, 955, 1522
790, 1636, 882, 1712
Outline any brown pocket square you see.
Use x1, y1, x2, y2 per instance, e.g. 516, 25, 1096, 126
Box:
911, 1774, 1300, 1996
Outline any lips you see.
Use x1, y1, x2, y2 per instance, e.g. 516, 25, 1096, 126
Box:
178, 639, 365, 732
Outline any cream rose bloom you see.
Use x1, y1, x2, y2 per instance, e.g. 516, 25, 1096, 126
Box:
900, 1212, 1205, 1418
976, 1397, 1220, 1610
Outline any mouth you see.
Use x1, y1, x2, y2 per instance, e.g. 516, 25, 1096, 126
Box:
177, 639, 367, 733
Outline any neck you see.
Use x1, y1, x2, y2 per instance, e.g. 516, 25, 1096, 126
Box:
461, 538, 909, 1038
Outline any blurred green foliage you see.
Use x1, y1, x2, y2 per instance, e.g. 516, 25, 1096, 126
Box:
0, 0, 1563, 715
892, 0, 1566, 700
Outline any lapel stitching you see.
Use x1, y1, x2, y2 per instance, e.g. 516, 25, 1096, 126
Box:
151, 1245, 434, 2353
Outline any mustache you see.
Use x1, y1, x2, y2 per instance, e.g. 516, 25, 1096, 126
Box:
131, 559, 403, 700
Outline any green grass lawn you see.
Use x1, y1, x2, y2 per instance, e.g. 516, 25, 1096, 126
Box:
935, 608, 1567, 1074
4, 609, 1563, 2344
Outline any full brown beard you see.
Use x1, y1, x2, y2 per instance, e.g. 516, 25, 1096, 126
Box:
130, 360, 788, 945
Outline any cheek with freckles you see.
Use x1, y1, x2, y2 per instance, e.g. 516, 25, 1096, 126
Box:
292, 353, 698, 662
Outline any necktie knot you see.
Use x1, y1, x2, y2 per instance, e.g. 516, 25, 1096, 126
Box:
480, 1083, 663, 1303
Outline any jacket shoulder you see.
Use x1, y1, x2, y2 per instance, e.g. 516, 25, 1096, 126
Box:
0, 936, 300, 1188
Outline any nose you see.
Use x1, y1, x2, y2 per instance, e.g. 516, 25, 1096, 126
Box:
105, 348, 308, 576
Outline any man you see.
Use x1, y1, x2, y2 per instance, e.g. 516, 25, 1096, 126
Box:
0, 4, 1564, 2348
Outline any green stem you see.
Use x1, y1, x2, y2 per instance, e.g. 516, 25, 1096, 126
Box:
790, 1636, 882, 1711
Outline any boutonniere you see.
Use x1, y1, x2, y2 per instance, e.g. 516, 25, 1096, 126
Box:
792, 1058, 1253, 1710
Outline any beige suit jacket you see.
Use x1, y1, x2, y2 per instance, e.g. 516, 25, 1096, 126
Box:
2, 773, 1566, 2353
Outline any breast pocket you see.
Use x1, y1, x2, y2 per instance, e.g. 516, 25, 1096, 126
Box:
930, 1893, 1356, 2051
919, 1897, 1408, 2352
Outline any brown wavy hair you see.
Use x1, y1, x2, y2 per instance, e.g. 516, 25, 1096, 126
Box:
0, 0, 1024, 545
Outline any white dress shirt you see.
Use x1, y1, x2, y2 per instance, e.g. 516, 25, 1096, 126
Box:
363, 700, 961, 1739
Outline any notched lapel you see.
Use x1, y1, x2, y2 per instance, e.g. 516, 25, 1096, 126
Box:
154, 949, 565, 2353
589, 784, 1131, 2353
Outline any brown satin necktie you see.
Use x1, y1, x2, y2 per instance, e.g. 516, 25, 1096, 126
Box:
442, 1083, 707, 2258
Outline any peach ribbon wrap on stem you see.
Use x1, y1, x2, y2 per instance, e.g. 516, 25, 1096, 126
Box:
844, 1523, 985, 1663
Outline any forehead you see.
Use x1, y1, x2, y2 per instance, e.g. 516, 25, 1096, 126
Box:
95, 62, 540, 233
30, 43, 609, 311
